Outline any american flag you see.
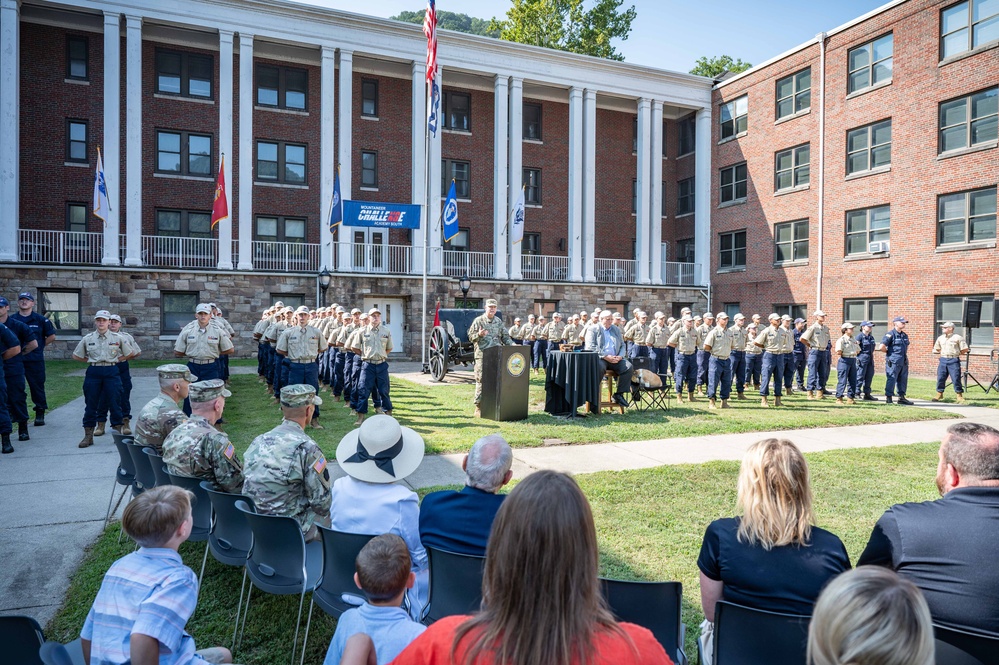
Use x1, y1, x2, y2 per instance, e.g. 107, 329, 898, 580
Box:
423, 0, 437, 84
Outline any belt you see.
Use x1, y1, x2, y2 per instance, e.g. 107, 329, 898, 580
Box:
941, 355, 960, 359
711, 354, 731, 359
365, 359, 385, 365
90, 361, 117, 366
289, 359, 315, 364
189, 358, 217, 365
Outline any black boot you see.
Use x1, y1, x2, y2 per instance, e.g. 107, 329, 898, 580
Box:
33, 410, 45, 426
17, 421, 29, 441
2, 434, 13, 454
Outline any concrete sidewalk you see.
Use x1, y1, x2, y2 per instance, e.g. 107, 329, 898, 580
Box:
2, 373, 996, 628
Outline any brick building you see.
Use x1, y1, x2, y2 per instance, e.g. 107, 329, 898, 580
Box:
0, 0, 713, 358
711, 0, 998, 377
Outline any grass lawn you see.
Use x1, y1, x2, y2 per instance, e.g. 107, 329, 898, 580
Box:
47, 442, 941, 663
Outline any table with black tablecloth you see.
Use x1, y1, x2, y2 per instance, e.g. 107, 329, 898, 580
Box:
544, 351, 602, 417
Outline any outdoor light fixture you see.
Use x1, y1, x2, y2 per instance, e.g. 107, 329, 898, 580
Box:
318, 268, 332, 307
459, 273, 471, 308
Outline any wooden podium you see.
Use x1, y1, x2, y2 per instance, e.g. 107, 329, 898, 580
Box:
480, 345, 530, 421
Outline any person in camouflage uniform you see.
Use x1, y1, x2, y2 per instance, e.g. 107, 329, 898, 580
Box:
467, 298, 514, 417
133, 364, 193, 454
242, 384, 332, 541
162, 379, 244, 493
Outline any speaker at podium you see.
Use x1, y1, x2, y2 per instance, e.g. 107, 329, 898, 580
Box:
479, 345, 530, 421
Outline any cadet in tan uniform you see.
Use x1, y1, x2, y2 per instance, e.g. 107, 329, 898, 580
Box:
626, 311, 650, 361
728, 313, 749, 399
780, 314, 797, 396
623, 308, 641, 356
468, 299, 514, 417
562, 315, 580, 349
210, 303, 236, 384
265, 307, 294, 401
800, 309, 832, 399
646, 312, 671, 375
744, 322, 762, 389
349, 307, 394, 425
668, 315, 698, 402
72, 310, 130, 447
174, 303, 234, 415
933, 321, 970, 402
509, 317, 523, 343
754, 313, 785, 407
834, 322, 860, 404
704, 312, 735, 409
544, 313, 566, 366
277, 306, 328, 428
695, 313, 713, 393
253, 308, 273, 383
531, 315, 548, 374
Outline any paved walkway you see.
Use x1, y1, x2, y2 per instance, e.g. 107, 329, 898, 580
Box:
3, 372, 997, 627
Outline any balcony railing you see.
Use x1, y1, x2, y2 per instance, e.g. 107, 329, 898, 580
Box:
662, 261, 700, 287
252, 240, 320, 273
521, 254, 569, 281
142, 235, 220, 269
349, 243, 415, 274
442, 250, 495, 278
593, 258, 637, 284
19, 229, 104, 265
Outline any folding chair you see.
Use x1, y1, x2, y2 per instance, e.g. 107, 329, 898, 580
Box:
143, 447, 173, 488
423, 547, 485, 624
309, 527, 376, 619
600, 578, 687, 665
38, 639, 86, 665
712, 600, 810, 665
163, 470, 213, 587
629, 356, 671, 412
125, 440, 155, 492
0, 615, 45, 665
106, 436, 138, 527
934, 623, 999, 665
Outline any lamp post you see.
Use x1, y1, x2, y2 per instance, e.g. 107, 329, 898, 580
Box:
318, 268, 332, 307
459, 273, 471, 309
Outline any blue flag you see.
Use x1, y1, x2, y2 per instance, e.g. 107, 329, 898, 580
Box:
328, 166, 342, 230
442, 180, 459, 242
427, 67, 440, 137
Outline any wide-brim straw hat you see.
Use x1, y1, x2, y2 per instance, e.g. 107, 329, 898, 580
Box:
335, 415, 425, 483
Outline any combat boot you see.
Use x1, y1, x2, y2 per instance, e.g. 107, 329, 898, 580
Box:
18, 421, 29, 441
737, 392, 747, 400
676, 392, 684, 404
354, 413, 365, 426
78, 428, 94, 448
2, 434, 13, 454
847, 397, 856, 404
121, 417, 132, 435
474, 406, 482, 418
817, 390, 826, 399
93, 421, 106, 437
111, 425, 123, 434
836, 397, 844, 405
721, 399, 730, 409
932, 392, 944, 402
708, 398, 717, 410
760, 396, 769, 408
956, 393, 966, 403
688, 391, 696, 402
775, 396, 784, 407
310, 417, 324, 430
806, 390, 815, 400
33, 410, 44, 426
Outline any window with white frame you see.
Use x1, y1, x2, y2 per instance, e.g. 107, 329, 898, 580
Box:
40, 289, 82, 335
442, 159, 470, 198
361, 151, 378, 188
524, 168, 541, 205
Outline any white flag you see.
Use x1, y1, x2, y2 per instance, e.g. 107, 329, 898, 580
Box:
509, 186, 525, 245
93, 147, 111, 224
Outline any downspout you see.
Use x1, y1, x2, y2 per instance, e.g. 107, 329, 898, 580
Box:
816, 32, 827, 310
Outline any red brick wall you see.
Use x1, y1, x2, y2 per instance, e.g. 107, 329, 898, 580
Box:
522, 97, 569, 256
440, 85, 494, 252
594, 107, 637, 259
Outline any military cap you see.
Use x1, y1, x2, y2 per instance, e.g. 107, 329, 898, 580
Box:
892, 316, 908, 323
274, 300, 285, 307
336, 306, 346, 313
716, 312, 729, 319
368, 307, 381, 315
794, 317, 805, 324
861, 320, 874, 328
157, 363, 197, 382
942, 321, 956, 328
768, 313, 780, 321
283, 307, 294, 314
94, 309, 111, 320
814, 309, 826, 317
781, 314, 792, 321
196, 303, 212, 314
734, 313, 746, 320
280, 383, 323, 407
703, 312, 714, 319
553, 312, 562, 318
209, 302, 218, 309
0, 297, 10, 307
189, 379, 231, 402
693, 315, 702, 321
17, 292, 33, 301
485, 299, 498, 307
359, 312, 369, 319
351, 308, 362, 315
109, 313, 122, 322
842, 322, 855, 329
681, 315, 693, 322
295, 306, 311, 315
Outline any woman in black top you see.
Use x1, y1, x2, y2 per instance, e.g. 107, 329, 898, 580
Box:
697, 437, 850, 620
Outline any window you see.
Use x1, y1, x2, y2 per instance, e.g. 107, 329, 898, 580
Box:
66, 202, 87, 233
679, 114, 696, 156
632, 117, 638, 152
156, 209, 212, 238
443, 227, 469, 251
156, 130, 212, 176
846, 205, 891, 255
723, 303, 741, 319
848, 34, 893, 94
361, 79, 378, 117
677, 238, 695, 263
161, 291, 199, 334
677, 178, 695, 215
66, 36, 88, 80
720, 95, 748, 139
534, 300, 559, 318
443, 91, 470, 131
672, 302, 694, 318
524, 168, 541, 205
774, 304, 808, 322
442, 159, 470, 198
272, 293, 305, 310
66, 120, 87, 163
719, 230, 746, 270
774, 219, 809, 264
939, 88, 998, 153
523, 233, 540, 255
776, 68, 811, 119
844, 298, 888, 341
936, 295, 995, 346
256, 65, 307, 110
361, 151, 378, 188
40, 289, 81, 335
720, 163, 748, 203
847, 120, 892, 174
255, 216, 306, 243
937, 187, 997, 245
155, 50, 212, 99
941, 0, 999, 59
257, 141, 307, 184
632, 179, 638, 213
775, 144, 810, 191
524, 103, 542, 140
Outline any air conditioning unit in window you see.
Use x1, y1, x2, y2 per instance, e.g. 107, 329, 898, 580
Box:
868, 241, 890, 254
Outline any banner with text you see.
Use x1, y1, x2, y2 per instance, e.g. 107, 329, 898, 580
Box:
342, 200, 422, 229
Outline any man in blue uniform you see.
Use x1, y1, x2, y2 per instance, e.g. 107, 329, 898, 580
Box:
12, 292, 56, 426
792, 318, 807, 391
0, 322, 21, 453
878, 315, 913, 405
0, 298, 37, 442
855, 321, 878, 401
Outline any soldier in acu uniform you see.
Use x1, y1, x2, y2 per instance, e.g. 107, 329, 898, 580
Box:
243, 384, 332, 541
162, 379, 244, 494
277, 306, 328, 429
133, 364, 192, 454
932, 321, 969, 403
467, 299, 514, 418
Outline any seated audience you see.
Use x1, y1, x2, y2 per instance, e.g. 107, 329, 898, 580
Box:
419, 434, 513, 556
858, 421, 999, 636
133, 364, 191, 453
333, 415, 429, 617
584, 309, 633, 408
322, 534, 426, 665
81, 485, 234, 665
808, 567, 934, 665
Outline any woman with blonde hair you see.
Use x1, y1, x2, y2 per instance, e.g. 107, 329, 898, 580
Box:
808, 567, 934, 665
698, 438, 850, 621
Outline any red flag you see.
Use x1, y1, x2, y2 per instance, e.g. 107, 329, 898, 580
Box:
433, 300, 440, 327
210, 156, 228, 228
423, 0, 437, 84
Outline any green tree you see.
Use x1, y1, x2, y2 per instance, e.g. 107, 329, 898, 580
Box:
489, 0, 637, 61
689, 55, 752, 78
391, 10, 500, 38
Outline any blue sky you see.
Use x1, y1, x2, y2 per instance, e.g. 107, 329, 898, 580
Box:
295, 0, 891, 72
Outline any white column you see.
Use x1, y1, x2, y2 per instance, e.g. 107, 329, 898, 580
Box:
410, 61, 426, 275
650, 100, 664, 284
336, 49, 353, 271
568, 87, 583, 282
101, 11, 121, 265
694, 107, 712, 287
123, 15, 142, 266
507, 76, 523, 280
216, 29, 234, 270
236, 33, 253, 269
635, 98, 651, 285
0, 0, 18, 261
492, 75, 509, 280
582, 89, 596, 281
427, 68, 441, 275
320, 45, 335, 271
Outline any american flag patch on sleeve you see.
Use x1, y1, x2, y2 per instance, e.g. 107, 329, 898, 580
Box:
313, 456, 327, 474
224, 443, 235, 459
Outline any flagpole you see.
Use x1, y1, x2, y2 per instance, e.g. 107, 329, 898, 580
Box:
421, 76, 432, 373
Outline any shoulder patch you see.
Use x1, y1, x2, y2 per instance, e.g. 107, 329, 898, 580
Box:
224, 442, 235, 459
312, 455, 327, 474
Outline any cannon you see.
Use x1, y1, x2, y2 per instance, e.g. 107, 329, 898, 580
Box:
428, 308, 504, 382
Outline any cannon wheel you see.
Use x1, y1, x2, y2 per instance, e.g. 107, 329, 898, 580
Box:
429, 326, 449, 382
